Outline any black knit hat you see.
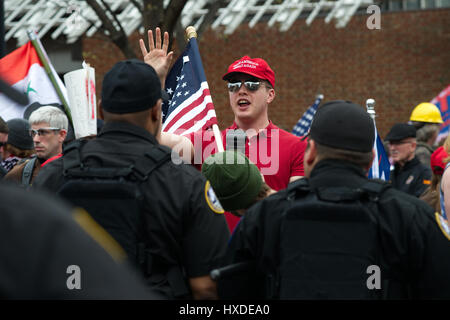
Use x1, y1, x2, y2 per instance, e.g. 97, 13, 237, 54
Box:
101, 59, 169, 114
307, 100, 375, 152
6, 118, 34, 150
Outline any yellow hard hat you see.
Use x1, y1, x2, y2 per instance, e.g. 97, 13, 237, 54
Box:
410, 102, 443, 124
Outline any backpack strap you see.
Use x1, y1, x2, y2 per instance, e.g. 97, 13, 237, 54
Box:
63, 140, 134, 179
62, 140, 88, 174
286, 178, 310, 201
21, 156, 37, 186
131, 145, 172, 181
360, 179, 391, 201
359, 179, 396, 299
63, 141, 171, 182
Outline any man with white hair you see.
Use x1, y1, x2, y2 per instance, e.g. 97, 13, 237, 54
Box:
4, 106, 68, 186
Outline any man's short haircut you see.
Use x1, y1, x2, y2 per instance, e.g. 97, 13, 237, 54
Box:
315, 141, 373, 168
415, 123, 440, 144
0, 116, 8, 134
28, 106, 68, 131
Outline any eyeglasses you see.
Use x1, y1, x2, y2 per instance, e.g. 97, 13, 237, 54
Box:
227, 80, 265, 93
29, 127, 61, 138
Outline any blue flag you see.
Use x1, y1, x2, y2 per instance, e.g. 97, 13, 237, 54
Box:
368, 128, 390, 181
162, 37, 217, 136
292, 94, 323, 137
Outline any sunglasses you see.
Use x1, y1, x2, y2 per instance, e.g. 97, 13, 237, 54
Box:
29, 127, 61, 138
227, 80, 264, 93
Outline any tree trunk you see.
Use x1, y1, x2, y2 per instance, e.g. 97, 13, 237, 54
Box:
86, 0, 137, 59
86, 0, 191, 59
142, 0, 164, 36
162, 0, 188, 38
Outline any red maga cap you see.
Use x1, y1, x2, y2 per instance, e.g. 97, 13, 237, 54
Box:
431, 146, 449, 176
222, 56, 275, 88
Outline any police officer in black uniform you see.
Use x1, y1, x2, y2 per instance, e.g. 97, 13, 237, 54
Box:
33, 60, 230, 299
385, 123, 431, 197
218, 101, 450, 299
0, 182, 162, 299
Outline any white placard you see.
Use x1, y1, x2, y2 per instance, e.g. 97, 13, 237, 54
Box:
64, 63, 97, 139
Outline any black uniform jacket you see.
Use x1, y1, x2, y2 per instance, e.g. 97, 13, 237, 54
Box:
390, 156, 431, 197
0, 182, 162, 299
223, 159, 450, 299
33, 121, 230, 280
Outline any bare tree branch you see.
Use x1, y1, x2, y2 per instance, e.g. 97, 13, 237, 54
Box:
85, 0, 190, 59
196, 0, 227, 39
142, 0, 164, 31
141, 0, 164, 49
129, 0, 143, 12
174, 0, 225, 49
162, 0, 188, 37
85, 0, 137, 59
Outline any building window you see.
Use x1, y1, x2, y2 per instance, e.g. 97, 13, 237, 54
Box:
438, 0, 450, 7
405, 0, 421, 9
387, 0, 450, 10
389, 0, 403, 10
422, 0, 436, 8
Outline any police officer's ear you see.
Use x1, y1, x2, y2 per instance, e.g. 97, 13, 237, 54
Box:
366, 149, 376, 172
305, 139, 317, 165
98, 100, 104, 120
150, 99, 162, 123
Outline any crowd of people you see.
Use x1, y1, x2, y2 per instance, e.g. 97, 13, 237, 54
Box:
0, 27, 449, 299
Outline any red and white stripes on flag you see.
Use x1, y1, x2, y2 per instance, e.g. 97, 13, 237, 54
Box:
161, 38, 217, 136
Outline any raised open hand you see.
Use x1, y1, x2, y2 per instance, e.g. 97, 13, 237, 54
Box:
139, 28, 174, 86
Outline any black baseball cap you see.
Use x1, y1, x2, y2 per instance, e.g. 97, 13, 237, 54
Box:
303, 100, 375, 152
385, 123, 416, 142
101, 59, 169, 114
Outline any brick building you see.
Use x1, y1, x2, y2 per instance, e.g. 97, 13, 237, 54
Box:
82, 8, 449, 138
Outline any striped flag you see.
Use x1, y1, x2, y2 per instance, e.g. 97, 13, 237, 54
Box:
162, 37, 217, 136
292, 94, 323, 137
0, 41, 67, 121
368, 126, 390, 181
432, 85, 450, 143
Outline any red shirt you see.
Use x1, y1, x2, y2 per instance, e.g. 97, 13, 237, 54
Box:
40, 154, 62, 167
189, 121, 307, 231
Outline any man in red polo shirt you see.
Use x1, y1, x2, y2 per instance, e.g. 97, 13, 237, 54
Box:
140, 29, 307, 231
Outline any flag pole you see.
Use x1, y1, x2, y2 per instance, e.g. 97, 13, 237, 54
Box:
366, 98, 376, 123
185, 26, 224, 153
27, 30, 73, 126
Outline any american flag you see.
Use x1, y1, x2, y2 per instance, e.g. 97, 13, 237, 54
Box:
292, 94, 323, 137
432, 85, 450, 143
162, 37, 217, 136
368, 129, 390, 181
